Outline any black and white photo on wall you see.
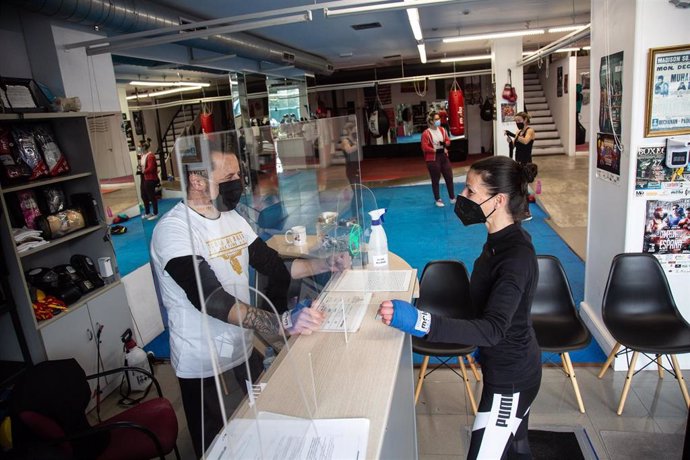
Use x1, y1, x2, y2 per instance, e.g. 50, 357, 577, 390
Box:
557, 67, 563, 97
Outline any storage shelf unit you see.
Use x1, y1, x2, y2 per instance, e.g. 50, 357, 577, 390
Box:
0, 112, 132, 401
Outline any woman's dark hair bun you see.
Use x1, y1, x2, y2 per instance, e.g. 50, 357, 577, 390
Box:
521, 163, 538, 184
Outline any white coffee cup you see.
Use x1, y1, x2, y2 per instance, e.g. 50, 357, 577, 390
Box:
285, 225, 307, 246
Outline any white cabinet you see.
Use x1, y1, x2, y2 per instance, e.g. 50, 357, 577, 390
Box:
41, 283, 130, 407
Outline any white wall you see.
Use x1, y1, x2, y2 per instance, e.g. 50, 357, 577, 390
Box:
540, 54, 577, 155
582, 0, 690, 369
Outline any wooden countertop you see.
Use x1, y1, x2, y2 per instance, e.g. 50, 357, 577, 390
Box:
231, 251, 418, 459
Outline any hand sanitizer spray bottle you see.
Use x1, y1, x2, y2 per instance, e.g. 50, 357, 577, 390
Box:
368, 208, 388, 269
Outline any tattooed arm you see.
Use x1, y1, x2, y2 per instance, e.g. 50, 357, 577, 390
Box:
228, 301, 324, 348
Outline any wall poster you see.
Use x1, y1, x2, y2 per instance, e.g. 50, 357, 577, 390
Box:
645, 44, 690, 137
596, 132, 621, 184
635, 145, 690, 196
557, 66, 563, 97
500, 103, 516, 122
643, 199, 690, 273
599, 51, 624, 136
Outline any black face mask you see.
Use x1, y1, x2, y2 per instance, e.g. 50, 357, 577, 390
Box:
216, 179, 243, 211
454, 194, 497, 226
516, 122, 525, 130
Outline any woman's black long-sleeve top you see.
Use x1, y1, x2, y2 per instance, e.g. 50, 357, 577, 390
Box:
426, 223, 542, 390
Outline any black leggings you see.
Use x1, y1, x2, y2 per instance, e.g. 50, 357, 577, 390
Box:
178, 350, 263, 458
467, 382, 540, 460
140, 179, 158, 215
426, 151, 455, 201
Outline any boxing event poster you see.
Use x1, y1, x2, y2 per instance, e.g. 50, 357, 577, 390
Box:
635, 145, 690, 196
599, 51, 623, 136
643, 198, 690, 256
596, 132, 621, 184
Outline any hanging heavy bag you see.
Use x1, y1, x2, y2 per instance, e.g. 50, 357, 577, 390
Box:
200, 107, 214, 134
502, 69, 518, 103
448, 80, 465, 136
368, 83, 390, 138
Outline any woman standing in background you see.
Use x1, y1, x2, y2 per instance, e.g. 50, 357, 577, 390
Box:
421, 111, 455, 207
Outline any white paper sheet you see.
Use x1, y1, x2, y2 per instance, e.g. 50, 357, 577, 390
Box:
314, 291, 372, 332
206, 414, 369, 460
329, 269, 413, 292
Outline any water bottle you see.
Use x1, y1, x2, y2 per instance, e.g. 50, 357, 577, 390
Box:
263, 347, 275, 370
536, 179, 542, 195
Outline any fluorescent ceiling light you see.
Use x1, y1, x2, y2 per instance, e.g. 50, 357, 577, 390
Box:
443, 29, 544, 43
417, 43, 427, 64
582, 46, 591, 50
126, 86, 204, 100
325, 0, 456, 17
556, 47, 581, 53
407, 8, 423, 41
548, 25, 587, 33
129, 81, 210, 87
440, 54, 492, 63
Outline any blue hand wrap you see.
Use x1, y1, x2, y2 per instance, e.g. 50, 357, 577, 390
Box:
389, 299, 431, 337
281, 298, 312, 330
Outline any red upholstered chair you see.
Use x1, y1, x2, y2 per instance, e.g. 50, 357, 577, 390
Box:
10, 358, 179, 460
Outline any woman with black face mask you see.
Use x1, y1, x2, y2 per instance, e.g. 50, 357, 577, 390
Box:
504, 112, 536, 220
378, 156, 540, 460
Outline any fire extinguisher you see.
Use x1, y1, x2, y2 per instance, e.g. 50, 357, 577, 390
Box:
448, 80, 465, 136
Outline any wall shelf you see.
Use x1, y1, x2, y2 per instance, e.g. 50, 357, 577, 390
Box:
35, 281, 122, 331
18, 224, 106, 259
2, 172, 92, 194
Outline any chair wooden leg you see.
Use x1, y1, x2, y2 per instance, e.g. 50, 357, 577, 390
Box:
466, 354, 481, 382
414, 356, 430, 404
657, 354, 664, 379
563, 352, 585, 413
617, 351, 639, 415
458, 357, 478, 415
670, 354, 690, 408
598, 342, 622, 379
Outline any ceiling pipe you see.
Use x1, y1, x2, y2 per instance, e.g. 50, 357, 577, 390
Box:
9, 0, 335, 75
518, 24, 591, 67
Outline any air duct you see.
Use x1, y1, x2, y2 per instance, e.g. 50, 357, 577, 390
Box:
10, 0, 334, 75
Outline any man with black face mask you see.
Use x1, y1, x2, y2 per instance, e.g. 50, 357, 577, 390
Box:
378, 156, 541, 460
150, 139, 349, 457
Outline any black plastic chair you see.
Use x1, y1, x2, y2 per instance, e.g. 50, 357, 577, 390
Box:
413, 260, 480, 414
532, 255, 591, 413
600, 253, 690, 415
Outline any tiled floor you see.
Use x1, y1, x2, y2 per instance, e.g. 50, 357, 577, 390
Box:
94, 153, 688, 458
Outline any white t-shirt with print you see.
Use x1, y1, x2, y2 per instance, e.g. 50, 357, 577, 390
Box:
150, 202, 258, 378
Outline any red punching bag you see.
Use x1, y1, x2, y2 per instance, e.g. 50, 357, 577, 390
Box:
448, 80, 465, 136
200, 103, 214, 133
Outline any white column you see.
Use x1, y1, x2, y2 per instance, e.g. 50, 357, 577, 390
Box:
491, 38, 524, 157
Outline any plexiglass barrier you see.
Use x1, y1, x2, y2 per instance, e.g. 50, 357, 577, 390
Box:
156, 117, 376, 458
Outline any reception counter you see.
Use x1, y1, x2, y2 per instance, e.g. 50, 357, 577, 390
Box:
225, 250, 420, 459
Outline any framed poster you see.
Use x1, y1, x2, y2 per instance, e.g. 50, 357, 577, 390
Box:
564, 74, 569, 94
645, 44, 690, 137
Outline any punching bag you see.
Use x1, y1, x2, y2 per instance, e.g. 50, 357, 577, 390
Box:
448, 80, 465, 136
368, 83, 389, 138
200, 103, 214, 133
